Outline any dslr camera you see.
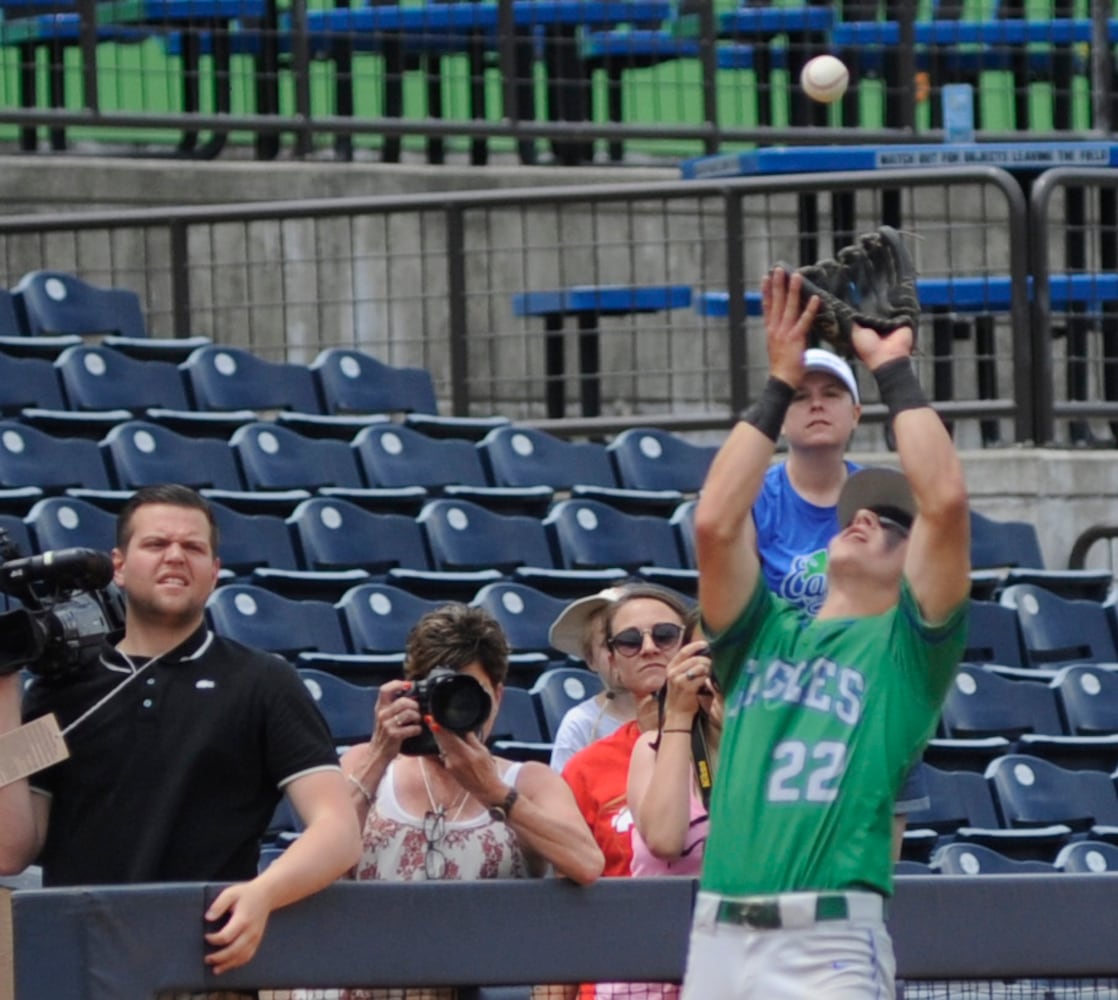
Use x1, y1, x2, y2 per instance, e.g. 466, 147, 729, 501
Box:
398, 667, 492, 756
0, 527, 125, 682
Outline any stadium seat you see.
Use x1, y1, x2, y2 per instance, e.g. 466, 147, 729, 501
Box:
941, 664, 1063, 740
0, 288, 25, 338
1000, 584, 1118, 669
54, 344, 192, 414
480, 425, 679, 515
1051, 665, 1118, 737
986, 754, 1118, 842
418, 499, 555, 575
337, 582, 443, 655
206, 584, 349, 662
1054, 840, 1118, 874
907, 764, 1003, 837
101, 420, 244, 493
480, 425, 617, 489
970, 510, 1112, 602
530, 666, 604, 742
607, 427, 717, 494
298, 667, 378, 745
963, 599, 1026, 671
0, 421, 112, 494
288, 498, 432, 575
12, 270, 148, 339
182, 344, 322, 414
230, 422, 365, 494
310, 346, 438, 415
207, 502, 301, 577
671, 499, 697, 570
930, 843, 1058, 876
26, 497, 118, 554
0, 353, 66, 414
544, 499, 694, 596
489, 685, 552, 763
894, 860, 935, 876
102, 334, 213, 364
470, 581, 571, 659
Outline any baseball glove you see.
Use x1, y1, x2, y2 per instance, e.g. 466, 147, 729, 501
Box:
796, 225, 920, 356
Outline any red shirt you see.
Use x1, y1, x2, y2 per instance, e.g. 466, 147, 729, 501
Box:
562, 720, 643, 878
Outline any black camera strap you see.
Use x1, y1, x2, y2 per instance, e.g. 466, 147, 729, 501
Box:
691, 715, 714, 811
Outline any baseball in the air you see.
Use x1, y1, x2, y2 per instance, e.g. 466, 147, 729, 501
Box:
800, 55, 850, 104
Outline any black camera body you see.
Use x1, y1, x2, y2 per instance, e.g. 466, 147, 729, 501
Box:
0, 531, 126, 682
398, 667, 492, 756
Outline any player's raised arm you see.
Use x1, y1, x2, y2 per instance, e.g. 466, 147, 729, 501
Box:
695, 268, 819, 633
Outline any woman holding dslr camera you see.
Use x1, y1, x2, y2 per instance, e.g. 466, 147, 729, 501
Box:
339, 603, 603, 889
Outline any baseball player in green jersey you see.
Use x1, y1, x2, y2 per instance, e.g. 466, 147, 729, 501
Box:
681, 261, 970, 999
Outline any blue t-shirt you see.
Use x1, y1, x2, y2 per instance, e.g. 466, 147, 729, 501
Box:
753, 460, 861, 617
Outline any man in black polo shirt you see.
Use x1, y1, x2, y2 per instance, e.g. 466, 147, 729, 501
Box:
0, 484, 361, 977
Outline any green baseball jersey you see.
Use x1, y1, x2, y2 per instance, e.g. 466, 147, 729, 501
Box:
701, 578, 966, 899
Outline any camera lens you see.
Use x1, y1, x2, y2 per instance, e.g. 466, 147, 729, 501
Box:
429, 674, 491, 733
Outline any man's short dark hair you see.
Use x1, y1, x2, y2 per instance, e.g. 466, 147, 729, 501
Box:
116, 484, 219, 553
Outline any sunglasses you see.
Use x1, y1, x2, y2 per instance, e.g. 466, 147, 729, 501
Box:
608, 622, 685, 657
873, 511, 911, 542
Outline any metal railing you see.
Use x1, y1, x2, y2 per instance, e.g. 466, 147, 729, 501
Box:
1, 0, 1116, 162
0, 165, 1033, 447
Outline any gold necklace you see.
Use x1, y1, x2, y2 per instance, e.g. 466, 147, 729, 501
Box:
418, 757, 471, 823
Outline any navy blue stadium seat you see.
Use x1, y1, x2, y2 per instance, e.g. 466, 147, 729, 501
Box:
352, 422, 554, 515
930, 843, 1057, 876
941, 665, 1063, 740
0, 421, 112, 494
13, 270, 148, 339
206, 584, 349, 662
419, 499, 555, 575
530, 666, 604, 742
480, 425, 617, 490
964, 599, 1026, 670
470, 581, 571, 659
288, 498, 431, 575
480, 425, 682, 516
298, 667, 378, 745
1001, 584, 1118, 669
337, 582, 443, 655
230, 422, 365, 493
208, 501, 301, 576
1052, 665, 1118, 737
671, 499, 697, 569
0, 288, 25, 338
54, 344, 192, 414
311, 346, 438, 415
907, 764, 1003, 837
182, 344, 322, 414
26, 496, 118, 554
1054, 839, 1118, 873
101, 420, 244, 492
0, 353, 66, 414
970, 510, 1112, 602
986, 754, 1118, 841
544, 499, 693, 596
607, 427, 717, 494
489, 685, 552, 763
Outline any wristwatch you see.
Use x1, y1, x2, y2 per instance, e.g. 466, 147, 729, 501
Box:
488, 786, 519, 823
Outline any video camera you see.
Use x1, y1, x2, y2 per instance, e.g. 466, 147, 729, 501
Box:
0, 527, 125, 681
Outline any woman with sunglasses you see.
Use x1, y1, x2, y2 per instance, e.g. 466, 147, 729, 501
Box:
331, 603, 604, 1000
561, 584, 694, 879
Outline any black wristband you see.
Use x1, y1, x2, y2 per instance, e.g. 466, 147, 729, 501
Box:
873, 357, 929, 420
742, 376, 795, 443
